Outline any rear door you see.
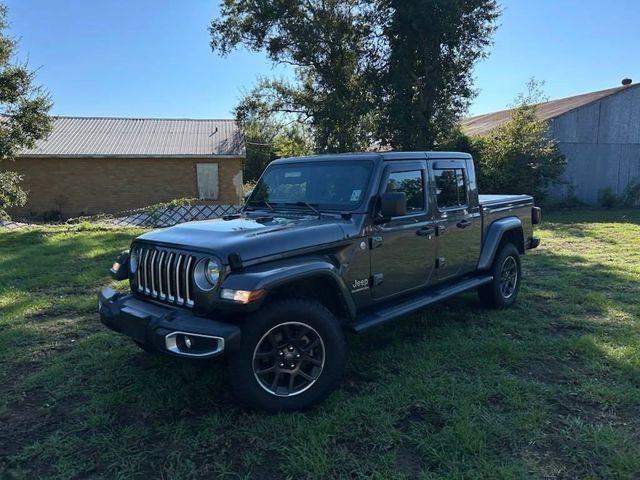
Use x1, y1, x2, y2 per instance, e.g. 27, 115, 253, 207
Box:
370, 161, 437, 299
429, 160, 481, 281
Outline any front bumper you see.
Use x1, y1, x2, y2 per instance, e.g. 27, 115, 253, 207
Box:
98, 288, 241, 359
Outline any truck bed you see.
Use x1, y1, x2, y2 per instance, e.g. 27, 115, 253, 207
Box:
478, 194, 533, 207
479, 194, 535, 245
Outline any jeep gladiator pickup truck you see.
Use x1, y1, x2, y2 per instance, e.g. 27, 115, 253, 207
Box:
99, 151, 541, 411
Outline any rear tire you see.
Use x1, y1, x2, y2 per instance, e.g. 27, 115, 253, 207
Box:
478, 243, 521, 309
228, 299, 346, 412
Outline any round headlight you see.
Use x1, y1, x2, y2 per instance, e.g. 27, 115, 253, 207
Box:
205, 258, 221, 285
194, 257, 222, 291
129, 249, 138, 274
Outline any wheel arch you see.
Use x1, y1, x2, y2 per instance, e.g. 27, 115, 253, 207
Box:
478, 217, 525, 271
220, 257, 357, 321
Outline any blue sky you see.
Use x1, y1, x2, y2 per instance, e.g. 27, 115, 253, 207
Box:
6, 0, 640, 119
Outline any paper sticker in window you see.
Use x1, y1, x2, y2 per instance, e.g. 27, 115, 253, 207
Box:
284, 171, 302, 178
350, 189, 362, 201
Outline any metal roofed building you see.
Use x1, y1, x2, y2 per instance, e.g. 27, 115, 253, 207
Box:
6, 116, 245, 217
461, 83, 640, 205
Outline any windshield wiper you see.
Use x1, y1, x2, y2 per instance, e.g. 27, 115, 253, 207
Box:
285, 201, 321, 215
246, 199, 274, 211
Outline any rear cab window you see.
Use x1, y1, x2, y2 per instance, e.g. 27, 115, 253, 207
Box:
434, 167, 468, 209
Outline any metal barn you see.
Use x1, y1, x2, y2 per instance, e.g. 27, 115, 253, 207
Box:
462, 83, 640, 205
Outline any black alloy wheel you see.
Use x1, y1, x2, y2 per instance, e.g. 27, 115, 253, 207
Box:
499, 255, 519, 299
252, 321, 325, 397
228, 299, 346, 412
478, 242, 522, 308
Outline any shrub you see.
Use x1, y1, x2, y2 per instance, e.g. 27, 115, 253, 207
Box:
0, 171, 27, 220
598, 188, 617, 208
619, 179, 640, 207
474, 81, 566, 200
443, 80, 566, 201
144, 198, 195, 215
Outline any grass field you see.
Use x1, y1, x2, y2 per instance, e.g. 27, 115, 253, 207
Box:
1, 210, 639, 480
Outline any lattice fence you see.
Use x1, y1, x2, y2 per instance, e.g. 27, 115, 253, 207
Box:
1, 204, 243, 230
108, 204, 242, 227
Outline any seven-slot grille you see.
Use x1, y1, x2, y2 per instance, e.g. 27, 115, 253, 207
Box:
134, 246, 197, 308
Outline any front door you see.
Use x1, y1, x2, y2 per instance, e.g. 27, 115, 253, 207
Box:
430, 161, 481, 280
370, 161, 437, 299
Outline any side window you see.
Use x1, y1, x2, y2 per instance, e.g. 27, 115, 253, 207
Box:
434, 168, 467, 209
386, 170, 424, 212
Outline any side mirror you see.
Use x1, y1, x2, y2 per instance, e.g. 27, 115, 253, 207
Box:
379, 192, 407, 219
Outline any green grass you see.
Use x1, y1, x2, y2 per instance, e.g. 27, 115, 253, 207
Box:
1, 210, 639, 479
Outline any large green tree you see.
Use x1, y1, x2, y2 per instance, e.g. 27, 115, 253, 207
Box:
210, 0, 379, 153
378, 0, 499, 150
210, 1, 499, 154
0, 3, 52, 219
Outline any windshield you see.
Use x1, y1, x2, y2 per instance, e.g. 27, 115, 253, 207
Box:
247, 161, 372, 211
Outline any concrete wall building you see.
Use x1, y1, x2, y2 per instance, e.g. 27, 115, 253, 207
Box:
462, 83, 640, 205
5, 116, 245, 217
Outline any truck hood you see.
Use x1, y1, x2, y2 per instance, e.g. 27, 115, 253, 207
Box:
135, 213, 355, 262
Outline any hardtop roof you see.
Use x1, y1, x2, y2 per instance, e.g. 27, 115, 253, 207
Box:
271, 151, 471, 165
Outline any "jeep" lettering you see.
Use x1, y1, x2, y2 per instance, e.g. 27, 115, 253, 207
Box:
351, 278, 369, 290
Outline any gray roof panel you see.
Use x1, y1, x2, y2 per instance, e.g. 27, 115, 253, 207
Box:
19, 116, 244, 157
461, 84, 640, 136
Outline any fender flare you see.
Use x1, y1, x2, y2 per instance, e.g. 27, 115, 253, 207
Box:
477, 217, 524, 271
220, 256, 357, 320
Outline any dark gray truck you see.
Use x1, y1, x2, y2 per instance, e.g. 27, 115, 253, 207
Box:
99, 151, 541, 411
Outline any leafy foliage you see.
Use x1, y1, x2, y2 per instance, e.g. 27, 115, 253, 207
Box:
463, 80, 566, 199
598, 179, 640, 208
273, 123, 314, 159
379, 0, 500, 150
0, 3, 52, 219
239, 117, 280, 183
598, 187, 618, 208
237, 109, 314, 182
211, 1, 499, 153
211, 1, 379, 153
0, 170, 25, 218
619, 179, 640, 207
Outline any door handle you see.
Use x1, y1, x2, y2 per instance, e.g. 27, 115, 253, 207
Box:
456, 219, 471, 229
417, 226, 435, 236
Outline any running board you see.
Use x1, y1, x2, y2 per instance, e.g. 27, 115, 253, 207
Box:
347, 275, 493, 333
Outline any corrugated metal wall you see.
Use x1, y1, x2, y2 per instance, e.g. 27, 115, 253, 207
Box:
548, 86, 640, 205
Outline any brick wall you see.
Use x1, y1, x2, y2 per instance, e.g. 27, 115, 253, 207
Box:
4, 156, 244, 217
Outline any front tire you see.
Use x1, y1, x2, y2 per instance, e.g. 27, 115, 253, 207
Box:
228, 299, 346, 412
478, 243, 521, 308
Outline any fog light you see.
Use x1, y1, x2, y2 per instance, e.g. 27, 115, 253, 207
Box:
111, 261, 121, 272
184, 336, 192, 349
220, 288, 266, 304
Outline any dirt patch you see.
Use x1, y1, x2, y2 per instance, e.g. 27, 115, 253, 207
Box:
0, 386, 87, 478
391, 405, 445, 478
396, 438, 429, 479
513, 355, 588, 387
395, 404, 447, 434
340, 369, 376, 394
546, 321, 592, 335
